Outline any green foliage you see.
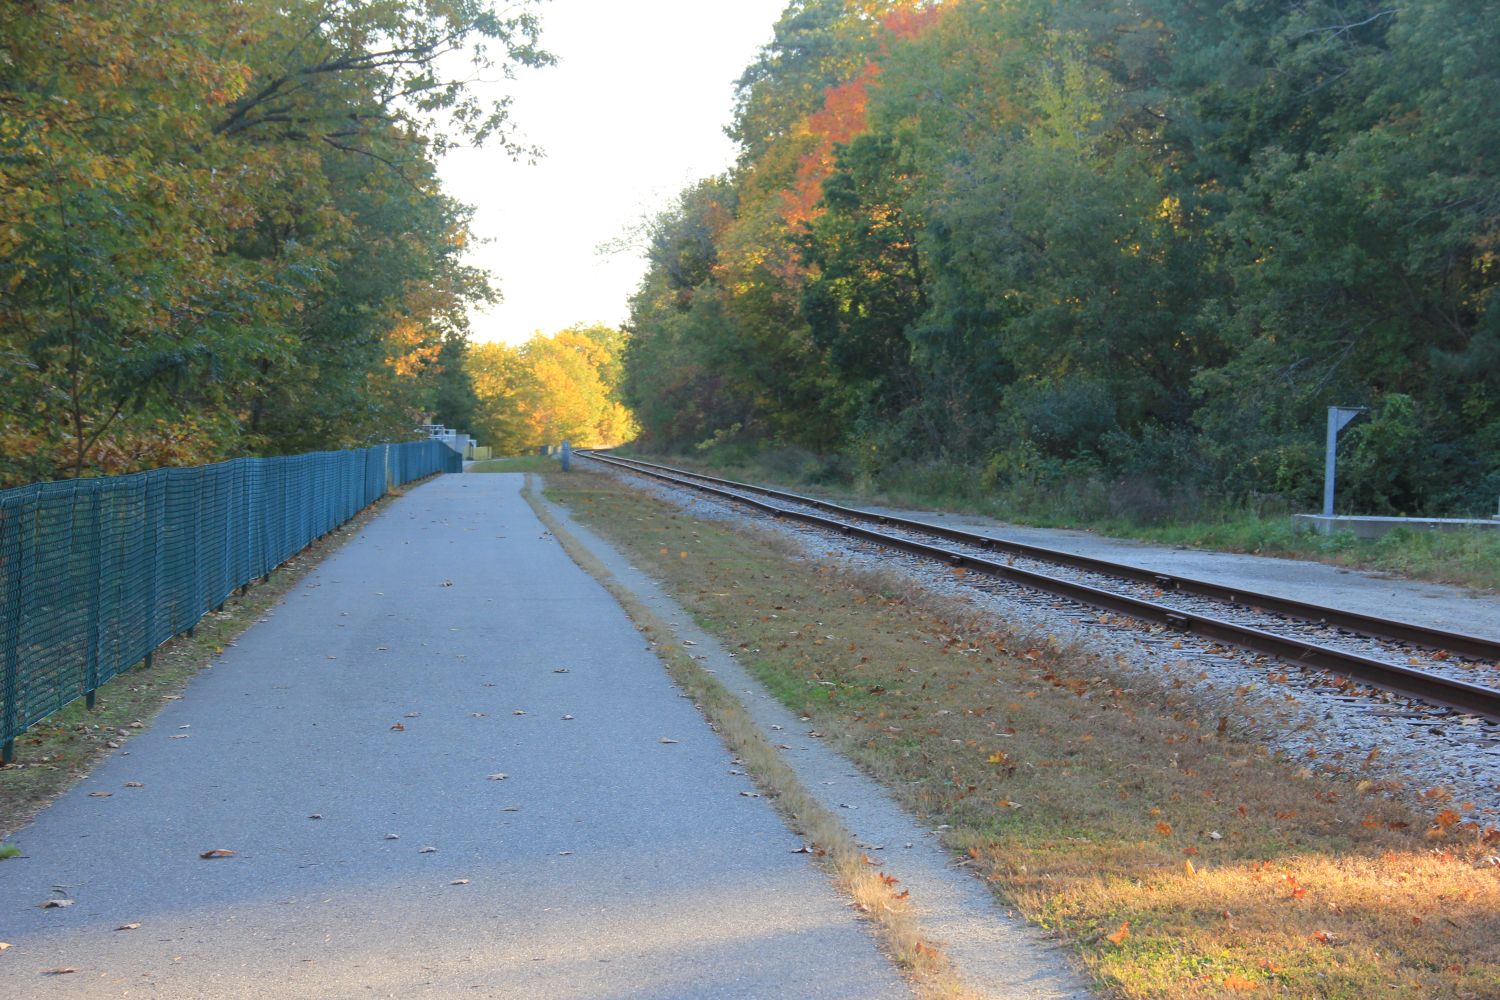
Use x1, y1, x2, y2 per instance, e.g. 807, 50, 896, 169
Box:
0, 0, 548, 487
623, 0, 1500, 519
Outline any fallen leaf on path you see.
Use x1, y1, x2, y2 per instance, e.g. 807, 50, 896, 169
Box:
38, 899, 73, 909
199, 849, 236, 859
115, 923, 140, 931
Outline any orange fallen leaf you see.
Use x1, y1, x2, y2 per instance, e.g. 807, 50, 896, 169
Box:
1155, 821, 1173, 837
1105, 922, 1130, 945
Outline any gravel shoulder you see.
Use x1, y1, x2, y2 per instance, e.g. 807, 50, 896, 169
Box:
0, 473, 909, 999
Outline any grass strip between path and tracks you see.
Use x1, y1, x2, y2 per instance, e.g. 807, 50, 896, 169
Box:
0, 476, 437, 842
545, 469, 1500, 1000
522, 477, 966, 1000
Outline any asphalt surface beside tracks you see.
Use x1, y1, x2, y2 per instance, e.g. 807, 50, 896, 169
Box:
856, 507, 1500, 640
0, 474, 911, 999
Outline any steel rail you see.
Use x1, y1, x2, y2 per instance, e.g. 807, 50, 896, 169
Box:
580, 451, 1500, 723
586, 453, 1500, 662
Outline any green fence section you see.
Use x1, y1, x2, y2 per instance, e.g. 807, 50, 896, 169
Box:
0, 441, 461, 759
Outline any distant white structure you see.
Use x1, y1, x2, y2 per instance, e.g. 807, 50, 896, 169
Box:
419, 424, 473, 458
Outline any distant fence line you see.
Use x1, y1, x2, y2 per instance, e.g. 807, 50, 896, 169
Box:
0, 441, 461, 760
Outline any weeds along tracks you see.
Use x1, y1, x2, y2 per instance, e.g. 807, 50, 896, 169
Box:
581, 452, 1500, 730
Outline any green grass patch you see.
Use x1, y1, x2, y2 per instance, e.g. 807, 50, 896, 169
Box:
468, 455, 564, 473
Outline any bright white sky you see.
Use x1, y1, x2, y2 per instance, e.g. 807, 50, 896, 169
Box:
439, 0, 789, 344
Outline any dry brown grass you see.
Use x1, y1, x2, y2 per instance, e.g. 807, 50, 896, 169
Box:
523, 476, 966, 999
547, 471, 1500, 1000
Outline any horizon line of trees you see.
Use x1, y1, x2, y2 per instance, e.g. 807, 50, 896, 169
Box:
622, 0, 1499, 520
461, 324, 636, 453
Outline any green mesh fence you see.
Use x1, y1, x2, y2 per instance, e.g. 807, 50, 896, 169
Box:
0, 441, 461, 759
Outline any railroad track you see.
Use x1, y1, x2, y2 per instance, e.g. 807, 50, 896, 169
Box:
580, 451, 1500, 724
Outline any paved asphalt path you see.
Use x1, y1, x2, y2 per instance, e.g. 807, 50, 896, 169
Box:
0, 474, 911, 999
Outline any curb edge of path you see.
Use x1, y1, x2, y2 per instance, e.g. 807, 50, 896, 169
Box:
523, 474, 1095, 1000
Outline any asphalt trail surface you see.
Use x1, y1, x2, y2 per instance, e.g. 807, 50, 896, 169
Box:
0, 474, 910, 999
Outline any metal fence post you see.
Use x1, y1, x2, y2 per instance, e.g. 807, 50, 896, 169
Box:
1, 500, 26, 764
1322, 406, 1367, 517
85, 487, 102, 710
